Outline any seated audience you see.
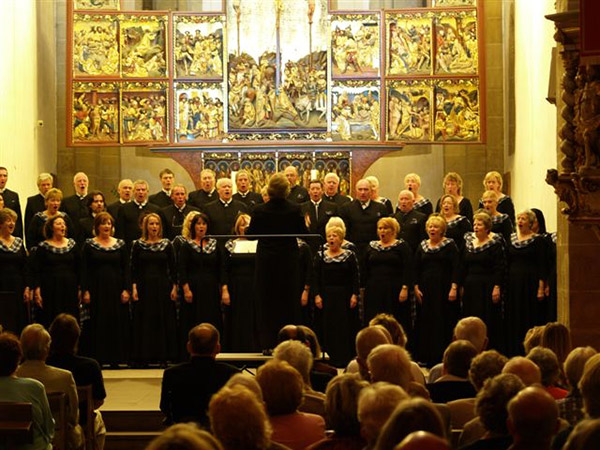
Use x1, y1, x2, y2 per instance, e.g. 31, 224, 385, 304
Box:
367, 344, 412, 391
506, 386, 560, 450
429, 317, 488, 383
223, 373, 263, 400
527, 346, 568, 399
209, 384, 287, 450
502, 356, 542, 386
396, 431, 450, 450
541, 322, 572, 386
427, 340, 478, 403
0, 332, 54, 450
523, 326, 545, 354
375, 398, 447, 450
346, 326, 392, 380
563, 418, 600, 450
256, 360, 326, 450
447, 350, 508, 429
46, 314, 106, 449
159, 323, 239, 426
459, 373, 525, 449
16, 324, 83, 450
308, 373, 369, 449
146, 423, 223, 450
358, 383, 409, 450
558, 346, 597, 426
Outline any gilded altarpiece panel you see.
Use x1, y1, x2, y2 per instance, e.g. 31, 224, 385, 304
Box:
175, 82, 225, 143
331, 80, 380, 141
120, 82, 168, 144
74, 0, 120, 10
432, 0, 476, 7
73, 14, 119, 77
202, 153, 240, 180
278, 152, 314, 190
434, 79, 480, 141
240, 153, 276, 193
72, 82, 120, 144
434, 10, 478, 75
120, 15, 168, 78
387, 12, 433, 76
331, 13, 380, 79
387, 80, 432, 142
314, 152, 351, 195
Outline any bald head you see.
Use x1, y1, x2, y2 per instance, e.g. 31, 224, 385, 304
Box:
507, 386, 559, 445
187, 323, 220, 357
503, 356, 542, 386
454, 317, 488, 353
396, 431, 450, 450
20, 324, 51, 361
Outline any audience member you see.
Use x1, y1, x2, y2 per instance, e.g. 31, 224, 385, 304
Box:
367, 344, 412, 391
149, 168, 175, 208
25, 172, 53, 234
16, 324, 83, 449
506, 386, 559, 450
558, 347, 597, 426
188, 168, 218, 209
347, 325, 392, 381
256, 360, 326, 450
0, 332, 54, 450
427, 340, 478, 403
146, 423, 223, 450
395, 431, 449, 450
502, 356, 542, 386
375, 398, 446, 450
308, 373, 369, 450
523, 325, 544, 354
541, 322, 572, 384
159, 323, 239, 426
223, 373, 263, 400
527, 346, 568, 399
563, 418, 600, 450
0, 166, 23, 237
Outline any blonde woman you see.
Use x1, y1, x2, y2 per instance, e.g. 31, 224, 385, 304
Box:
481, 190, 513, 244
435, 172, 473, 220
438, 193, 472, 250
27, 188, 75, 250
404, 173, 433, 216
478, 171, 515, 225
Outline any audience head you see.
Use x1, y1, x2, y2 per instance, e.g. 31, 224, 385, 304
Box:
507, 386, 559, 446
37, 173, 54, 194
224, 373, 263, 401
442, 340, 478, 378
358, 382, 409, 447
368, 344, 412, 389
395, 431, 450, 450
476, 373, 525, 436
141, 212, 163, 240
147, 423, 222, 450
502, 356, 542, 386
200, 169, 216, 192
453, 317, 488, 353
298, 325, 322, 360
541, 322, 572, 365
356, 326, 392, 380
527, 346, 561, 387
580, 354, 600, 418
0, 332, 22, 376
468, 350, 509, 391
20, 324, 51, 362
443, 172, 463, 195
117, 179, 134, 202
209, 384, 271, 450
376, 398, 446, 449
187, 323, 220, 357
189, 212, 210, 240
181, 211, 201, 240
159, 168, 175, 191
43, 215, 67, 240
325, 373, 369, 437
267, 172, 290, 199
256, 360, 304, 416
564, 418, 600, 450
564, 346, 597, 392
133, 179, 150, 203
273, 339, 313, 386
523, 325, 545, 354
93, 211, 115, 237
49, 313, 80, 356
369, 314, 407, 348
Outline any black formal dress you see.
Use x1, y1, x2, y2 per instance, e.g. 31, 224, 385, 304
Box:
115, 201, 161, 248
61, 194, 89, 237
160, 204, 200, 241
223, 239, 258, 352
313, 249, 359, 367
393, 209, 428, 253
188, 189, 218, 210
376, 197, 394, 216
478, 195, 515, 226
413, 197, 433, 217
233, 191, 263, 211
106, 200, 127, 224
81, 238, 130, 365
506, 234, 547, 355
32, 239, 80, 327
323, 193, 351, 207
1, 188, 23, 238
491, 213, 513, 246
27, 212, 76, 250
445, 216, 472, 252
459, 233, 506, 351
25, 193, 45, 237
363, 240, 413, 328
0, 237, 28, 334
77, 216, 95, 244
203, 199, 249, 238
287, 184, 309, 204
130, 239, 177, 363
247, 198, 307, 350
160, 356, 239, 426
149, 190, 173, 208
436, 197, 474, 221
414, 239, 460, 367
178, 238, 223, 342
301, 200, 338, 254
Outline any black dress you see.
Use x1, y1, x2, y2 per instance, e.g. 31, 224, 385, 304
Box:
0, 237, 29, 334
130, 239, 177, 363
313, 249, 360, 367
33, 239, 80, 327
491, 213, 513, 245
506, 233, 547, 355
223, 239, 258, 352
26, 212, 75, 250
478, 195, 516, 226
178, 238, 223, 339
445, 216, 472, 251
436, 197, 473, 221
414, 238, 460, 367
413, 197, 434, 217
81, 238, 130, 365
460, 233, 505, 351
363, 240, 413, 329
376, 197, 394, 215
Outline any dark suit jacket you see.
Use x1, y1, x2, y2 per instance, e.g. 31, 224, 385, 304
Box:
233, 191, 263, 210
149, 191, 173, 209
25, 193, 45, 236
323, 193, 351, 206
78, 216, 95, 244
115, 201, 161, 246
203, 199, 249, 237
1, 188, 23, 238
301, 199, 338, 253
61, 194, 90, 236
287, 185, 309, 204
188, 189, 218, 210
159, 356, 239, 426
159, 204, 200, 241
107, 200, 126, 223
393, 209, 427, 252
